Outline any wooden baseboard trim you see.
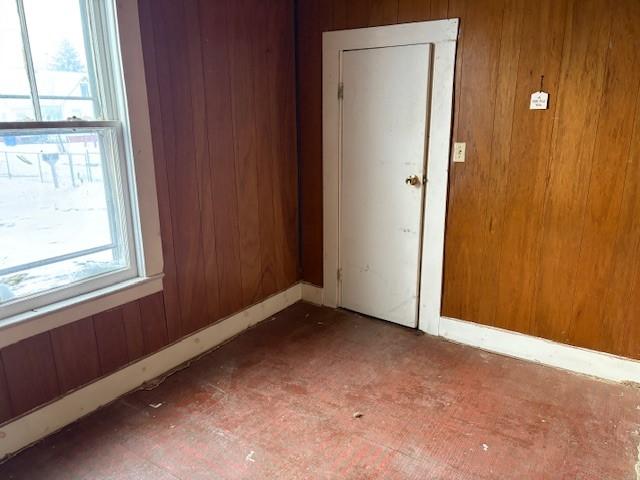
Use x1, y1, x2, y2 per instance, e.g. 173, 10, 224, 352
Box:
0, 283, 302, 460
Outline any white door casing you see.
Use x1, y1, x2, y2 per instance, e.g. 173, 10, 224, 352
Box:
323, 20, 458, 334
340, 44, 431, 327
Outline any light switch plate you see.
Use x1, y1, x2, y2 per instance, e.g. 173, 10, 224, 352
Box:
453, 142, 466, 163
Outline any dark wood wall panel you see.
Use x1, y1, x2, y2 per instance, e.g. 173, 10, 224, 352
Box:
140, 0, 299, 324
1, 333, 60, 417
122, 301, 145, 360
138, 292, 169, 355
297, 0, 640, 360
93, 308, 130, 375
271, 0, 300, 289
0, 358, 12, 423
50, 318, 101, 393
137, 0, 183, 341
253, 0, 279, 298
0, 0, 299, 425
227, 0, 266, 306
199, 0, 245, 318
185, 0, 223, 326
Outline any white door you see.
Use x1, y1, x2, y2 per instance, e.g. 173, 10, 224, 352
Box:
339, 44, 431, 328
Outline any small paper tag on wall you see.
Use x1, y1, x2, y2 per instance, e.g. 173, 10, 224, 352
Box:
530, 91, 549, 110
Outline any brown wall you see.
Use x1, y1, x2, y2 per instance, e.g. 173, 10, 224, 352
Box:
0, 0, 298, 425
297, 0, 640, 360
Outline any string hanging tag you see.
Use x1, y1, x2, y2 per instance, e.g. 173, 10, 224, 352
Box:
530, 75, 549, 110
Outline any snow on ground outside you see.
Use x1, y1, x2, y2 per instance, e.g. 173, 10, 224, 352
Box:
0, 140, 126, 303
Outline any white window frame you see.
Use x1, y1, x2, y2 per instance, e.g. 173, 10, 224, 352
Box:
322, 20, 458, 335
0, 0, 163, 348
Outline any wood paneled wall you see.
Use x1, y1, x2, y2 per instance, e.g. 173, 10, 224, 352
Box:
0, 0, 298, 425
297, 0, 640, 360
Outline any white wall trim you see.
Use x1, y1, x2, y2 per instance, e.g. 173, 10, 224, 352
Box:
297, 286, 640, 384
115, 0, 164, 278
0, 275, 163, 350
439, 316, 640, 383
0, 283, 302, 460
301, 283, 324, 305
4, 283, 640, 458
322, 20, 459, 336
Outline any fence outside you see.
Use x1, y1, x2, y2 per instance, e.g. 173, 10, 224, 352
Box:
0, 149, 104, 189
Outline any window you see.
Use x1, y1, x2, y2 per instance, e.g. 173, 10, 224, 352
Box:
0, 0, 147, 320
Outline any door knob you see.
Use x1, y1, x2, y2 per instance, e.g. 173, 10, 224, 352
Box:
405, 175, 420, 186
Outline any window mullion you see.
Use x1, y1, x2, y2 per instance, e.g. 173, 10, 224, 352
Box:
15, 0, 42, 121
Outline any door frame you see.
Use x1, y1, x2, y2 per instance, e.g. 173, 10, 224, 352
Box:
322, 19, 459, 335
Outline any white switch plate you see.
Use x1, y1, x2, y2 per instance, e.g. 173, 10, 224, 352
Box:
453, 142, 466, 163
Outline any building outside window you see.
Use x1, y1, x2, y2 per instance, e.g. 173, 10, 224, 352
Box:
0, 0, 161, 322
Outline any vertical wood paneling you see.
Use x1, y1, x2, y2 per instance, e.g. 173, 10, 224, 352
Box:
156, 0, 210, 336
50, 318, 101, 392
277, 0, 300, 286
298, 0, 640, 359
488, 0, 567, 333
122, 301, 145, 361
185, 0, 222, 325
473, 0, 523, 327
397, 0, 449, 22
138, 0, 182, 341
346, 0, 372, 29
267, 0, 293, 291
0, 358, 14, 423
93, 308, 130, 375
252, 0, 279, 297
567, 0, 640, 352
298, 0, 334, 286
0, 0, 299, 425
442, 0, 504, 320
227, 0, 264, 306
333, 0, 348, 30
532, 0, 613, 343
609, 99, 640, 358
2, 334, 60, 416
368, 0, 398, 25
139, 292, 169, 355
429, 0, 448, 18
199, 0, 244, 317
398, 0, 429, 22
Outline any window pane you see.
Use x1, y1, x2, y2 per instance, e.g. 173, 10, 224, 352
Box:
0, 128, 131, 304
0, 0, 35, 121
0, 98, 35, 123
23, 0, 99, 120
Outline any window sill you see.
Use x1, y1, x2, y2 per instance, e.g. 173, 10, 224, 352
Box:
0, 274, 163, 349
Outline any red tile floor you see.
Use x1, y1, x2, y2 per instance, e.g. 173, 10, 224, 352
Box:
1, 302, 639, 479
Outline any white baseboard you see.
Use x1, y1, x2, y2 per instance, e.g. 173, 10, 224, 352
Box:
295, 285, 640, 384
5, 283, 640, 459
301, 283, 324, 305
439, 316, 640, 384
0, 283, 302, 460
